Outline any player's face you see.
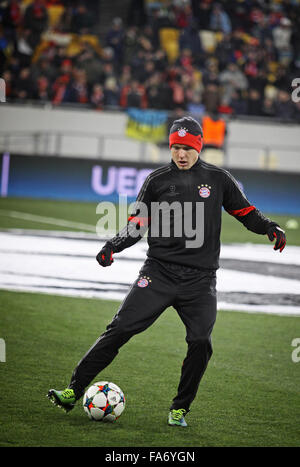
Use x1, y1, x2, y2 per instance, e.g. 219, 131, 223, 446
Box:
171, 144, 199, 170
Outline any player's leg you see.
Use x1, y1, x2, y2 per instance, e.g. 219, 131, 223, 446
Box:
48, 260, 176, 409
169, 271, 217, 422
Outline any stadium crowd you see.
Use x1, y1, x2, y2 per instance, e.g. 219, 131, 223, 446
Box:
1, 0, 300, 121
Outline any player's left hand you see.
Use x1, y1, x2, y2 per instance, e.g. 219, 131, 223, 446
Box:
96, 243, 114, 267
267, 226, 286, 252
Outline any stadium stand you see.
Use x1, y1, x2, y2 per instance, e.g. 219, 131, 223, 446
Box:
0, 0, 300, 122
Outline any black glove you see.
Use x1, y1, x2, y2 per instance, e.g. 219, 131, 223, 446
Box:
267, 225, 286, 252
96, 242, 114, 267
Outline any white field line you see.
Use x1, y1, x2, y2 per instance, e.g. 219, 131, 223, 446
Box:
0, 209, 99, 233
0, 209, 132, 238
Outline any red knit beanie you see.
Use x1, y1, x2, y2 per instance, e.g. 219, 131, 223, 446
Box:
169, 116, 203, 153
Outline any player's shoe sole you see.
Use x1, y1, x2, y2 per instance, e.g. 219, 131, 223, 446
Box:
47, 389, 75, 413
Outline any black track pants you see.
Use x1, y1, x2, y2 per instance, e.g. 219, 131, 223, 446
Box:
69, 258, 217, 412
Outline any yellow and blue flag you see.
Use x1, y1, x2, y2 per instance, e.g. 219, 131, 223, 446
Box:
126, 108, 168, 143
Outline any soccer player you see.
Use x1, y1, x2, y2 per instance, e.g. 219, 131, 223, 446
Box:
48, 116, 286, 427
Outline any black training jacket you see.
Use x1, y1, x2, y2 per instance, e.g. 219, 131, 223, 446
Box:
108, 158, 277, 271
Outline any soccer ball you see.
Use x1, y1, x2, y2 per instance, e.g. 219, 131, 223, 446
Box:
83, 381, 125, 422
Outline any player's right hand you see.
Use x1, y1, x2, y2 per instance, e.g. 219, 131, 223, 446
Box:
96, 243, 114, 267
267, 226, 286, 252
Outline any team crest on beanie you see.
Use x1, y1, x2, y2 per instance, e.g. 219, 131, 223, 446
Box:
169, 117, 203, 153
177, 128, 187, 137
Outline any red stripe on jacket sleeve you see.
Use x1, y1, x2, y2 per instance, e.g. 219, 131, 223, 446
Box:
227, 206, 256, 217
128, 216, 150, 227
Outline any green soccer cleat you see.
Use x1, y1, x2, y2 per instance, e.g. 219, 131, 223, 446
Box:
47, 388, 76, 412
168, 408, 188, 427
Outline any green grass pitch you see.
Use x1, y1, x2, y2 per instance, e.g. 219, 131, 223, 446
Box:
0, 197, 299, 447
0, 290, 299, 447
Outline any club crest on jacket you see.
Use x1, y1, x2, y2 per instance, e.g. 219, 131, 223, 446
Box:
137, 276, 152, 288
198, 184, 211, 198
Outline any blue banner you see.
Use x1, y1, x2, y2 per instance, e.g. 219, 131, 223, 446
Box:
1, 153, 300, 215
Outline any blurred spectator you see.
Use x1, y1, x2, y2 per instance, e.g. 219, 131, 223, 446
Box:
129, 48, 146, 80
262, 37, 278, 63
57, 4, 74, 33
120, 79, 147, 109
74, 42, 103, 86
185, 70, 204, 115
101, 46, 115, 67
202, 83, 221, 114
70, 3, 95, 35
202, 60, 219, 87
67, 68, 89, 104
52, 74, 71, 105
49, 58, 73, 103
15, 29, 34, 67
34, 75, 53, 102
0, 0, 299, 124
169, 75, 187, 110
230, 89, 247, 115
119, 64, 132, 88
139, 60, 156, 84
31, 57, 57, 83
147, 5, 173, 43
50, 45, 69, 70
6, 54, 21, 79
1, 0, 22, 52
142, 24, 160, 52
181, 72, 195, 102
105, 17, 125, 64
176, 48, 194, 74
103, 76, 120, 107
14, 67, 34, 100
249, 5, 265, 31
179, 19, 203, 62
23, 0, 49, 49
246, 68, 268, 99
59, 58, 73, 80
146, 71, 172, 110
225, 0, 250, 32
152, 48, 168, 73
137, 32, 153, 56
219, 62, 248, 106
274, 89, 295, 121
261, 96, 276, 118
251, 12, 273, 45
2, 69, 12, 99
273, 65, 292, 92
202, 112, 226, 149
90, 83, 104, 110
272, 17, 293, 65
192, 0, 212, 30
246, 88, 263, 116
123, 26, 140, 65
209, 3, 232, 35
1, 0, 22, 30
215, 33, 235, 72
172, 0, 194, 29
100, 61, 118, 87
230, 28, 246, 53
